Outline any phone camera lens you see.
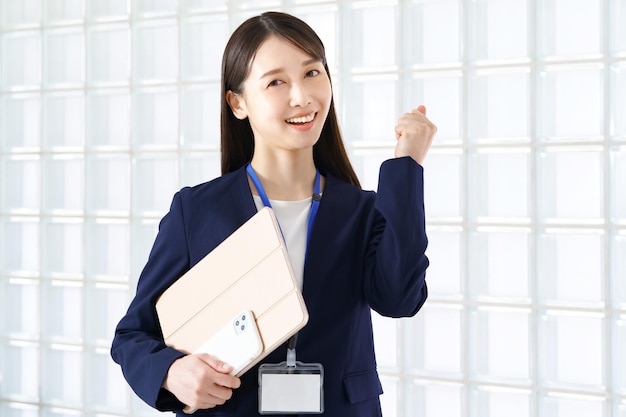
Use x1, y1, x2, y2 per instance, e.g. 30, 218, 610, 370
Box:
241, 325, 245, 331
242, 315, 246, 321
235, 320, 240, 326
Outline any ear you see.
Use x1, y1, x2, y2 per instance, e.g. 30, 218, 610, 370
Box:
226, 90, 248, 120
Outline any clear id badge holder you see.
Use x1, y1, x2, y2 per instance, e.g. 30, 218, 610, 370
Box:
258, 336, 324, 414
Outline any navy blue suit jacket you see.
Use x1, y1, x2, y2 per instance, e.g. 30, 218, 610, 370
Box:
111, 157, 429, 416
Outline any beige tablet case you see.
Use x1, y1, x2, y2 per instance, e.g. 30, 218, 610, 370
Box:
155, 206, 309, 376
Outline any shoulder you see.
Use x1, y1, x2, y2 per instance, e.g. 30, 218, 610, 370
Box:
164, 166, 253, 230
180, 168, 245, 199
174, 167, 249, 212
165, 167, 257, 263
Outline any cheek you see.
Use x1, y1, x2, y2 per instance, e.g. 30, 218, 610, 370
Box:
318, 82, 333, 115
248, 94, 284, 120
319, 80, 332, 108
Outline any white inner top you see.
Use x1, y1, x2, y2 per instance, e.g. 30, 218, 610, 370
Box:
253, 195, 312, 291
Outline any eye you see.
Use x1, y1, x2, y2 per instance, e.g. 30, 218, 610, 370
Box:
306, 69, 320, 78
268, 79, 284, 87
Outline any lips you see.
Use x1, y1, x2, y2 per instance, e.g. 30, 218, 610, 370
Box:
286, 112, 316, 124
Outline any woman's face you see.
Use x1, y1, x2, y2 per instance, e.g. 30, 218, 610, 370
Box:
227, 36, 332, 157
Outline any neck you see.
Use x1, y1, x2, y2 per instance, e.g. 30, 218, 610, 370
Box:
249, 152, 319, 201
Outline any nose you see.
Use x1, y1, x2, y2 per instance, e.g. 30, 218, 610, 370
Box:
289, 81, 312, 107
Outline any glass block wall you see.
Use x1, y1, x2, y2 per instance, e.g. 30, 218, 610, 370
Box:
0, 0, 625, 416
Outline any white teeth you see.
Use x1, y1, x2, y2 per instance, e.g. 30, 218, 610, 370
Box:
287, 113, 315, 124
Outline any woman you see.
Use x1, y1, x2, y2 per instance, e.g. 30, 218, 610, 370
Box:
111, 11, 436, 416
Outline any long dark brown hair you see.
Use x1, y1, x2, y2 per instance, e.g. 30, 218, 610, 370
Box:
220, 11, 361, 188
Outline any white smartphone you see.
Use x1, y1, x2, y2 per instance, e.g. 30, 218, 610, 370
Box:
183, 310, 263, 414
193, 309, 263, 376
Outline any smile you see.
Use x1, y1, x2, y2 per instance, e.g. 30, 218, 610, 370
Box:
286, 112, 316, 124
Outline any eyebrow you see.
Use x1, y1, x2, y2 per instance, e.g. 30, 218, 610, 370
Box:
258, 58, 322, 80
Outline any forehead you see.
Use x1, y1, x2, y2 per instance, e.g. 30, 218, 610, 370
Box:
248, 36, 317, 75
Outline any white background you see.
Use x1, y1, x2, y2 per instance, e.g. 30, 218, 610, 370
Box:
1, 0, 625, 416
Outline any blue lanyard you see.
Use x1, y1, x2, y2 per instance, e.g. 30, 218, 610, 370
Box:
246, 163, 321, 251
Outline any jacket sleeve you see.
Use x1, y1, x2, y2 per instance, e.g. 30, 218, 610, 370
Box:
363, 156, 429, 318
110, 191, 190, 411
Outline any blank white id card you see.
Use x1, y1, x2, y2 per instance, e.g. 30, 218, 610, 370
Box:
258, 362, 324, 414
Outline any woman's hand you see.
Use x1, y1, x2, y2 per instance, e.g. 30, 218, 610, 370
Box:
394, 105, 437, 164
162, 353, 241, 411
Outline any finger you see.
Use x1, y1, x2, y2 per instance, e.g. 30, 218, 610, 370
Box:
217, 374, 241, 389
195, 354, 240, 388
197, 354, 232, 374
396, 111, 419, 130
395, 124, 403, 139
185, 389, 232, 413
399, 109, 428, 126
205, 385, 234, 403
199, 358, 241, 389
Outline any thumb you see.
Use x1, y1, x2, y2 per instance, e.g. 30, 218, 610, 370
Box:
198, 354, 232, 373
415, 105, 426, 115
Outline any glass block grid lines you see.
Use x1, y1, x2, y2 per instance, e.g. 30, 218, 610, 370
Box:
1, 0, 625, 416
